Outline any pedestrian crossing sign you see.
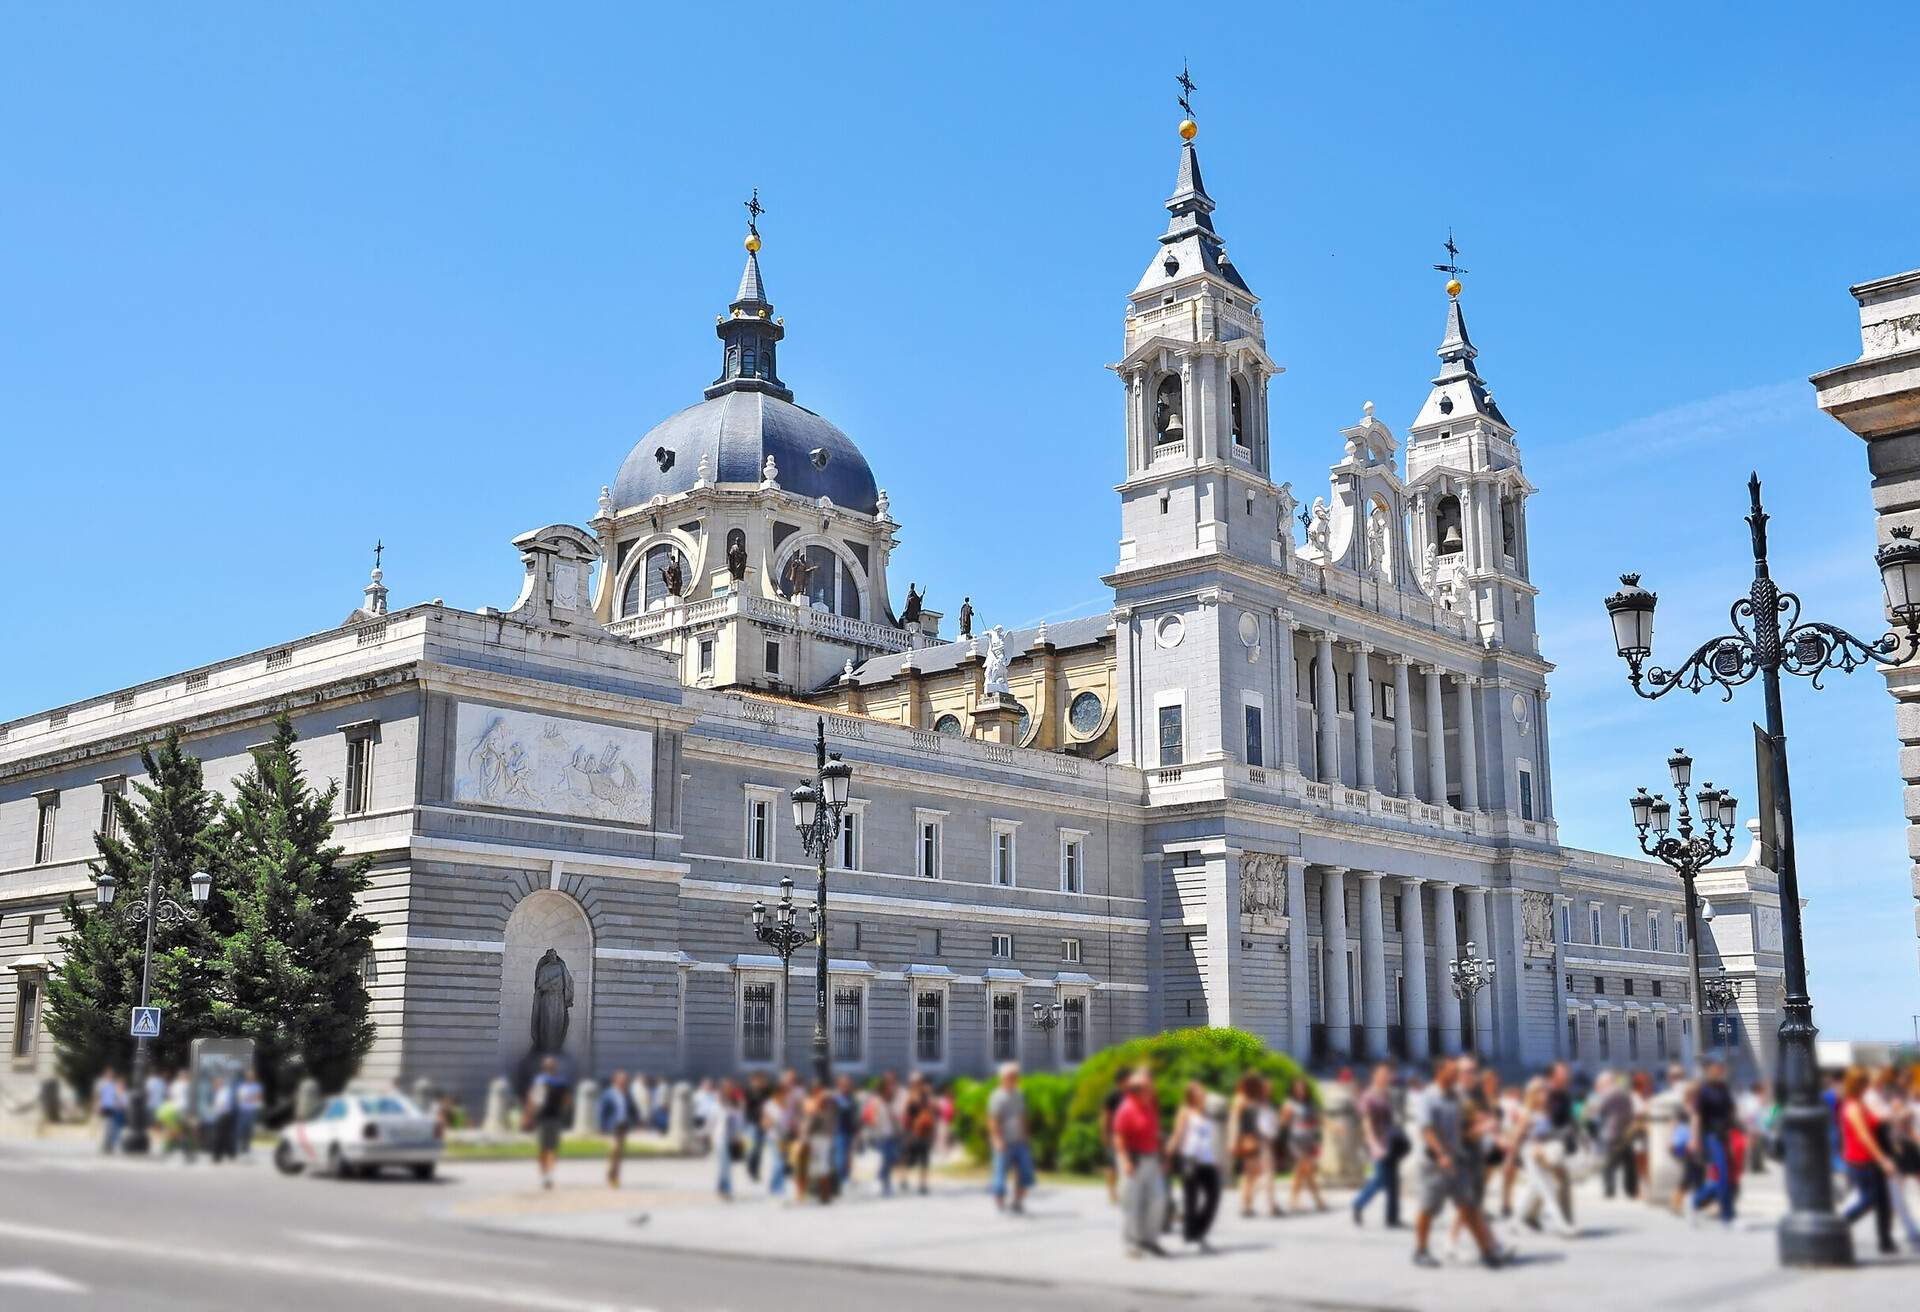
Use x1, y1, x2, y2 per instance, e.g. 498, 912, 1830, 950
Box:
129, 1007, 162, 1039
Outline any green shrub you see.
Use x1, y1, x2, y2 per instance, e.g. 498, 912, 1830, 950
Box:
1058, 1119, 1106, 1174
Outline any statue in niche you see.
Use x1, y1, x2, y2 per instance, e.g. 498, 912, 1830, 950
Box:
982, 625, 1012, 695
726, 533, 748, 581
530, 948, 574, 1055
1367, 506, 1391, 579
1521, 891, 1554, 948
660, 553, 685, 598
901, 583, 923, 625
958, 597, 974, 639
1239, 852, 1286, 924
1306, 498, 1331, 556
1275, 482, 1297, 543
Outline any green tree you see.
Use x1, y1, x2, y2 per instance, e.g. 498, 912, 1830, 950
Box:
213, 713, 377, 1108
44, 730, 222, 1094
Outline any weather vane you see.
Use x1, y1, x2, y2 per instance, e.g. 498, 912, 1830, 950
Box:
1176, 60, 1196, 120
373, 539, 383, 571
1433, 228, 1468, 279
744, 188, 765, 238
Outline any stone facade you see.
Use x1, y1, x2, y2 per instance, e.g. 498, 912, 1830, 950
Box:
0, 121, 1789, 1107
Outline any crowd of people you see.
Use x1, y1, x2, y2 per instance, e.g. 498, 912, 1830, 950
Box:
90, 1063, 264, 1162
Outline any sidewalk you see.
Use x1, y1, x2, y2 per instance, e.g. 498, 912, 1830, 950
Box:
449, 1155, 1918, 1311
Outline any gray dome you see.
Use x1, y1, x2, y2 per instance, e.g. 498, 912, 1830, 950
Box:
613, 389, 879, 516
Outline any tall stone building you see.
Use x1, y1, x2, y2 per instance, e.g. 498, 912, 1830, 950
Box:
1814, 267, 1920, 962
0, 110, 1786, 1107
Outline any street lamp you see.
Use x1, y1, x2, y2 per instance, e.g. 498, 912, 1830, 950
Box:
1628, 748, 1737, 1077
1449, 940, 1495, 1055
1603, 472, 1920, 1269
1702, 968, 1742, 1053
769, 717, 853, 1087
93, 846, 211, 1155
748, 876, 814, 1072
1031, 1000, 1063, 1066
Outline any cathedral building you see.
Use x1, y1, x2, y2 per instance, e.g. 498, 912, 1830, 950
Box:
0, 111, 1789, 1107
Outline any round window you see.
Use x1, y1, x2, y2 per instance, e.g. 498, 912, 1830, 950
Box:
1068, 691, 1104, 736
1015, 706, 1032, 744
1155, 613, 1185, 649
933, 714, 963, 735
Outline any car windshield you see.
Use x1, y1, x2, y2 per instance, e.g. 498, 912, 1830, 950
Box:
358, 1096, 418, 1117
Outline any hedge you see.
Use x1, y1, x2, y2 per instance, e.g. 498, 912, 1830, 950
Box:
952, 1027, 1311, 1175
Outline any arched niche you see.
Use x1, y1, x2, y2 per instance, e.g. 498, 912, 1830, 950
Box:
498, 888, 594, 1079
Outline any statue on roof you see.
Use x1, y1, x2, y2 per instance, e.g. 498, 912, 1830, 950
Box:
726, 534, 748, 581
901, 583, 923, 625
958, 597, 974, 639
1306, 498, 1331, 556
982, 625, 1012, 696
660, 553, 685, 599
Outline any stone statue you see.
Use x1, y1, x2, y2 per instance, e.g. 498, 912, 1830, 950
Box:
1421, 543, 1439, 597
782, 553, 813, 599
660, 553, 685, 598
1275, 482, 1297, 542
726, 535, 748, 581
958, 597, 974, 638
842, 657, 856, 681
1239, 852, 1286, 924
901, 583, 923, 625
1522, 890, 1554, 947
1306, 498, 1331, 555
1366, 506, 1390, 578
982, 625, 1012, 696
531, 948, 574, 1055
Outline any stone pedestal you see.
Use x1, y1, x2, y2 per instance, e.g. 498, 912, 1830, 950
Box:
295, 1077, 323, 1123
1317, 1080, 1368, 1187
666, 1081, 697, 1153
483, 1076, 515, 1135
573, 1078, 600, 1136
972, 692, 1024, 746
1644, 1088, 1686, 1205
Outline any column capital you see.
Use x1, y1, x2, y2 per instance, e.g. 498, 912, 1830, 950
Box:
1452, 671, 1481, 689
1354, 640, 1375, 656
1356, 870, 1385, 884
1393, 873, 1425, 889
1314, 629, 1337, 647
1388, 652, 1413, 668
1429, 879, 1459, 892
1319, 864, 1350, 878
1284, 854, 1308, 873
1275, 607, 1296, 628
1421, 663, 1445, 678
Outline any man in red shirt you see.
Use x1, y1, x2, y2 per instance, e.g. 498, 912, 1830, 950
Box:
1113, 1067, 1167, 1257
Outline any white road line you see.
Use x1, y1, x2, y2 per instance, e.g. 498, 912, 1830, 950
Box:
0, 1266, 88, 1293
286, 1229, 547, 1268
0, 1220, 658, 1312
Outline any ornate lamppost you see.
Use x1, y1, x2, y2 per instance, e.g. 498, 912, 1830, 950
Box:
748, 876, 814, 1072
93, 851, 211, 1155
1030, 1000, 1062, 1064
1449, 940, 1495, 1054
1628, 749, 1737, 1072
785, 718, 852, 1087
1602, 473, 1920, 1268
1701, 968, 1742, 1055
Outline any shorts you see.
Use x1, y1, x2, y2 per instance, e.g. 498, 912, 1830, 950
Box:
536, 1118, 566, 1153
902, 1137, 932, 1168
1417, 1159, 1477, 1215
992, 1141, 1037, 1196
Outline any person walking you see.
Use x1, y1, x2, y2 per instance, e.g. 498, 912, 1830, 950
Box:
1595, 1072, 1638, 1200
764, 1070, 800, 1197
713, 1079, 743, 1201
160, 1070, 197, 1163
1279, 1077, 1325, 1213
1168, 1080, 1221, 1251
831, 1074, 860, 1192
901, 1073, 936, 1196
987, 1062, 1035, 1215
1228, 1072, 1276, 1218
1881, 1070, 1920, 1250
742, 1072, 771, 1182
234, 1068, 263, 1159
1838, 1066, 1899, 1254
802, 1081, 839, 1204
94, 1067, 127, 1155
1687, 1059, 1737, 1227
865, 1073, 903, 1197
208, 1075, 239, 1163
598, 1070, 639, 1187
1352, 1063, 1405, 1228
1102, 1067, 1130, 1205
1515, 1078, 1578, 1237
525, 1055, 573, 1191
1411, 1058, 1504, 1270
1114, 1068, 1167, 1258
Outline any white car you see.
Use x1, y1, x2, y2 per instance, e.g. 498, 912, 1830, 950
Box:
274, 1093, 443, 1180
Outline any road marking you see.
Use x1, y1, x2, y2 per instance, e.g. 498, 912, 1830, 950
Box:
0, 1220, 658, 1312
286, 1229, 547, 1268
0, 1266, 88, 1293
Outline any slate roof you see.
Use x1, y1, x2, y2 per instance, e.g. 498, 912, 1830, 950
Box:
836, 612, 1113, 689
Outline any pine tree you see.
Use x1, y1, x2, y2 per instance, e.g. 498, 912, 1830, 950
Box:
214, 713, 377, 1108
44, 730, 222, 1093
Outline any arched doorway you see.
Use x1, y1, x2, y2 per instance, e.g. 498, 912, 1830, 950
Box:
498, 889, 594, 1080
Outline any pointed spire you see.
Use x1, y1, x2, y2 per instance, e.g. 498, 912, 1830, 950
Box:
1435, 294, 1480, 379
1134, 74, 1250, 298
1411, 266, 1509, 433
707, 189, 792, 402
734, 249, 767, 308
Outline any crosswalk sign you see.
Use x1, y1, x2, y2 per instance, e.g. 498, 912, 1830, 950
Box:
129, 1007, 162, 1039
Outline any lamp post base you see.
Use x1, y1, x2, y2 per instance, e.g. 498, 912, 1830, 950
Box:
1778, 1212, 1854, 1267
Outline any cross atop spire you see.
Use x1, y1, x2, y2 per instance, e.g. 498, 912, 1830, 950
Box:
373, 539, 384, 572
1176, 60, 1196, 121
1433, 228, 1468, 280
744, 188, 764, 239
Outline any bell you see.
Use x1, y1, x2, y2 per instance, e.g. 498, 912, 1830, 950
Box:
1440, 523, 1464, 553
1161, 410, 1184, 439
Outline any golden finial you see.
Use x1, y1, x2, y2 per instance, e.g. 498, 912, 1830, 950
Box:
1434, 228, 1467, 298
1176, 62, 1198, 141
743, 188, 765, 253
1179, 119, 1198, 141
1446, 278, 1462, 298
744, 232, 761, 253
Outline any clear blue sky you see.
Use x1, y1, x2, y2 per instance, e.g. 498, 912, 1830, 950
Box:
5, 5, 1918, 1040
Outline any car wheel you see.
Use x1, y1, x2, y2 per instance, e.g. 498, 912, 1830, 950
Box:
327, 1145, 351, 1179
411, 1163, 436, 1181
273, 1142, 305, 1176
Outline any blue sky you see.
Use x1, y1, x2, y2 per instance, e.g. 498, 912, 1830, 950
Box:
4, 5, 1918, 1039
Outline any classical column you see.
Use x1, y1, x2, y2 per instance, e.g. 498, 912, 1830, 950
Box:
1321, 867, 1352, 1059
1424, 665, 1448, 805
1431, 881, 1461, 1055
1180, 357, 1197, 460
1357, 872, 1388, 1060
1351, 643, 1376, 792
1464, 887, 1495, 1060
1314, 632, 1340, 782
1458, 484, 1477, 572
1392, 657, 1416, 798
1286, 856, 1310, 1060
1399, 876, 1431, 1062
1454, 674, 1480, 811
1276, 611, 1301, 774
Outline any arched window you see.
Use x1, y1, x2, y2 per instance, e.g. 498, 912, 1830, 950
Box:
726, 345, 739, 378
1153, 375, 1184, 445
741, 344, 757, 377
933, 714, 963, 735
621, 542, 689, 616
781, 544, 863, 620
1230, 379, 1246, 447
758, 342, 774, 380
1501, 496, 1518, 559
1434, 494, 1464, 556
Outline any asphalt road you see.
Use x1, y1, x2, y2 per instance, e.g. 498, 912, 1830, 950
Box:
0, 1140, 1293, 1312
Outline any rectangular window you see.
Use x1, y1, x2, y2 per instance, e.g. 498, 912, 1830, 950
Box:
914, 989, 945, 1064
1619, 909, 1633, 949
1518, 767, 1534, 821
831, 985, 863, 1064
33, 794, 57, 864
1675, 914, 1686, 954
1060, 835, 1084, 894
1625, 978, 1635, 996
1244, 704, 1264, 767
1649, 913, 1661, 954
990, 933, 1013, 959
344, 735, 375, 816
1565, 971, 1575, 993
746, 796, 772, 862
1559, 901, 1571, 943
764, 640, 782, 677
991, 992, 1017, 1062
12, 977, 41, 1058
992, 825, 1017, 887
697, 638, 715, 677
1627, 1015, 1640, 1061
1589, 906, 1602, 945
1157, 704, 1184, 767
1063, 996, 1086, 1063
916, 815, 943, 879
838, 809, 862, 870
1567, 1015, 1579, 1060
1381, 682, 1397, 721
1594, 975, 1606, 995
1061, 937, 1082, 963
97, 778, 124, 842
741, 981, 775, 1064
1656, 1016, 1668, 1059
1652, 980, 1663, 999
1598, 1016, 1612, 1061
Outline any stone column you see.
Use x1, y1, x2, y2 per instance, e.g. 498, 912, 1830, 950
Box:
1454, 674, 1480, 811
1357, 872, 1388, 1060
1392, 657, 1416, 798
1181, 357, 1198, 460
1286, 856, 1310, 1060
1431, 881, 1461, 1055
1314, 632, 1340, 783
1276, 611, 1301, 774
1351, 643, 1376, 792
1424, 665, 1448, 805
1458, 484, 1477, 573
1465, 887, 1495, 1060
1399, 877, 1431, 1062
1321, 867, 1353, 1060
